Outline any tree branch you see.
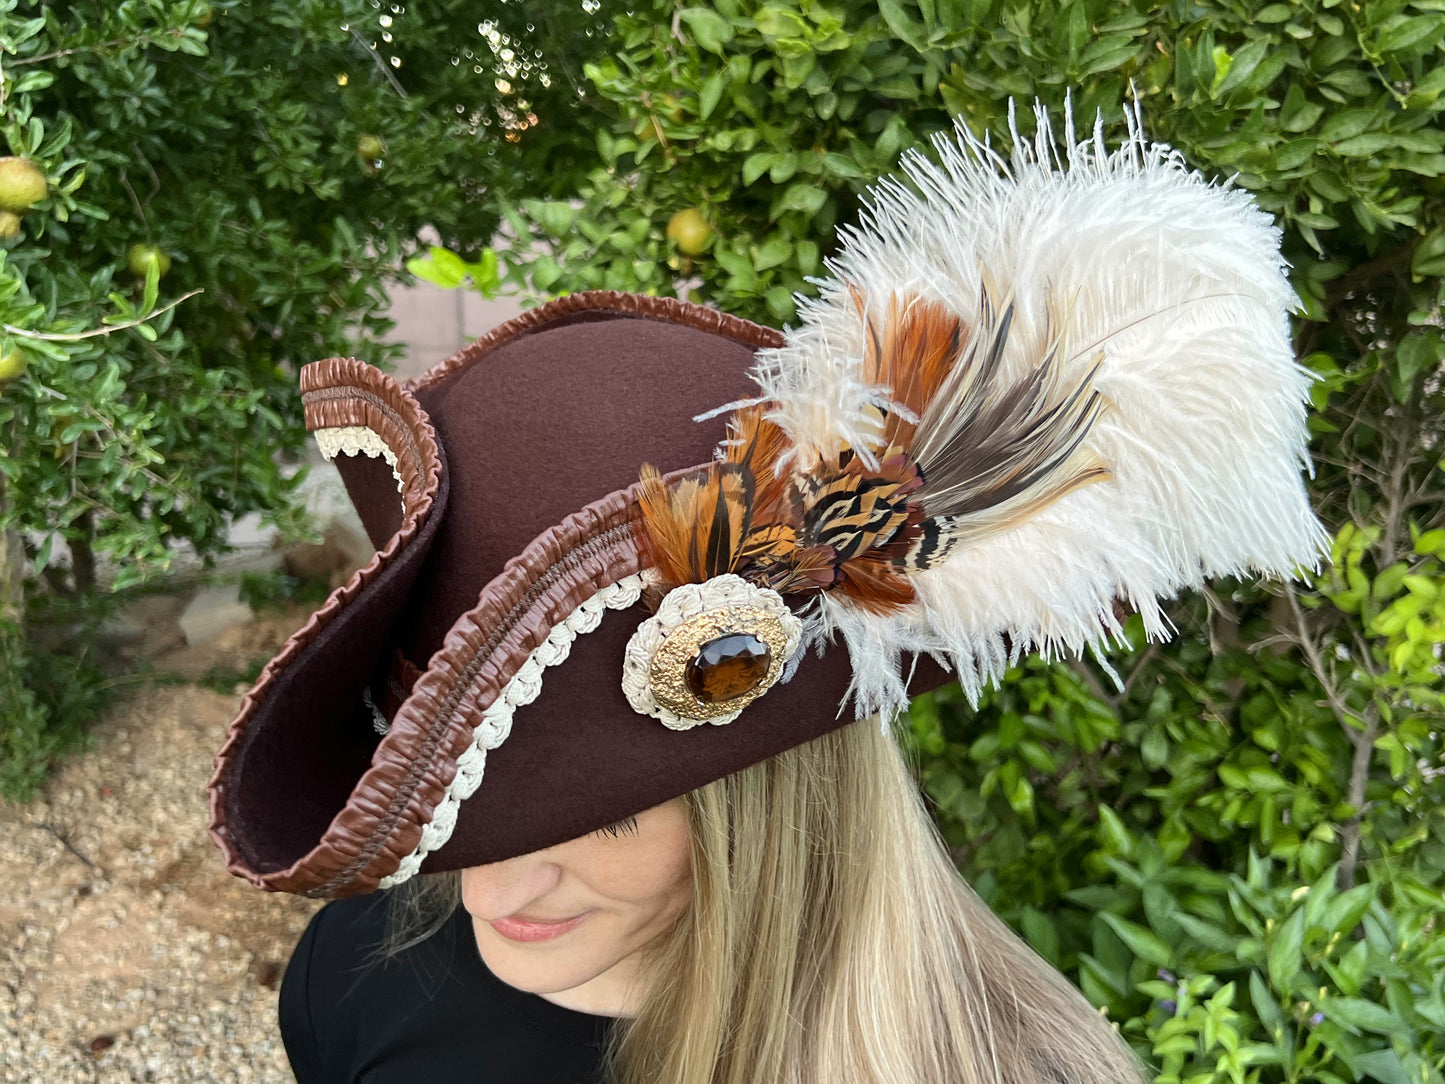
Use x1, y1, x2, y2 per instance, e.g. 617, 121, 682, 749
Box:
348, 28, 408, 98
1337, 628, 1384, 890
1284, 584, 1360, 739
26, 821, 96, 869
3, 290, 202, 341
1284, 583, 1381, 889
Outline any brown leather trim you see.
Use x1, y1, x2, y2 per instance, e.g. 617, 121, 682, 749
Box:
250, 483, 648, 896
206, 360, 443, 889
405, 291, 785, 395
214, 297, 784, 897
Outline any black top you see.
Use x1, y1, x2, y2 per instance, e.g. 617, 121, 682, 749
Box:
279, 893, 613, 1083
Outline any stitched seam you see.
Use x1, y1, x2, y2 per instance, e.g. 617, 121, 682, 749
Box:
312, 518, 640, 894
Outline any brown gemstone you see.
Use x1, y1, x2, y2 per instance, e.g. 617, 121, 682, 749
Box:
685, 633, 772, 704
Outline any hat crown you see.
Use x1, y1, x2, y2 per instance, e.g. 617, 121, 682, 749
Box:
391, 311, 764, 665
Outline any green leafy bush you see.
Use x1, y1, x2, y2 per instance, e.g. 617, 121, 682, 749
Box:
0, 0, 606, 797
416, 0, 1445, 1078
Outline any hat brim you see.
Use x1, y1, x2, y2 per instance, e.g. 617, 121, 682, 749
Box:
209, 293, 910, 897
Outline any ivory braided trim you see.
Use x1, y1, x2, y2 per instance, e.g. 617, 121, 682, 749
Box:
314, 425, 404, 495
377, 573, 646, 888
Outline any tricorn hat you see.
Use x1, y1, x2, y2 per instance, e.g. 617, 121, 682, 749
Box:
209, 105, 1325, 898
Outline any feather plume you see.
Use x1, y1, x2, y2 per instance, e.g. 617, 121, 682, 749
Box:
852, 285, 962, 451
902, 285, 1112, 563
639, 99, 1327, 717
637, 463, 753, 584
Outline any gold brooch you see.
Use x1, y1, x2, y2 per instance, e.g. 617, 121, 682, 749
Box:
622, 575, 802, 730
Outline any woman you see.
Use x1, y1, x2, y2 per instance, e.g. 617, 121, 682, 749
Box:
210, 104, 1323, 1083
280, 720, 1150, 1084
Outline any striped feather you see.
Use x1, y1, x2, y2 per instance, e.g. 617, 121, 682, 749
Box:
901, 285, 1111, 565
638, 282, 1109, 605
854, 286, 963, 452
637, 462, 754, 584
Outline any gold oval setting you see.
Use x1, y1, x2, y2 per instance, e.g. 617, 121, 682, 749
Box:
622, 575, 803, 730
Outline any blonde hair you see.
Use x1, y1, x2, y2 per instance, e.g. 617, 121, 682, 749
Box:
387, 718, 1146, 1084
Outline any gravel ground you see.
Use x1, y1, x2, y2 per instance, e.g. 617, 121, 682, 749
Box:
1, 616, 322, 1084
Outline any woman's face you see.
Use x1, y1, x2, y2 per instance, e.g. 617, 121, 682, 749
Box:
460, 798, 692, 1016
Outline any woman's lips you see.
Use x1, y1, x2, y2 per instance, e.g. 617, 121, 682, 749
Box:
488, 911, 592, 943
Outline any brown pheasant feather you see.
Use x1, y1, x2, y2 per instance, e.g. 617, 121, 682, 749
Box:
635, 283, 1109, 614
637, 463, 752, 585
852, 285, 963, 452
725, 403, 797, 532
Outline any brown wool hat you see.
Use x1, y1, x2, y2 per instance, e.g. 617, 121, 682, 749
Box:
209, 293, 929, 897
210, 112, 1325, 898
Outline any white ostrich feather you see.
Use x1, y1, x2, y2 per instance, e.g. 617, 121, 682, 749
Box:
753, 100, 1328, 717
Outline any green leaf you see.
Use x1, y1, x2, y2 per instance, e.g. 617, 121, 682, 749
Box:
775, 182, 828, 216
1267, 907, 1305, 989
795, 239, 820, 274
1412, 228, 1445, 279
1099, 912, 1174, 967
1174, 912, 1240, 953
1249, 971, 1287, 1039
1318, 883, 1374, 936
1020, 906, 1062, 965
523, 200, 578, 238
33, 534, 53, 575
754, 6, 810, 41
1332, 133, 1393, 157
1413, 528, 1445, 557
877, 0, 929, 51
1350, 1051, 1414, 1084
699, 71, 727, 119
1096, 805, 1134, 855
755, 237, 793, 270
679, 8, 735, 53
141, 259, 159, 314
465, 249, 502, 298
769, 154, 798, 183
407, 247, 468, 289
764, 285, 795, 319
1216, 37, 1270, 95
1141, 728, 1169, 770
1395, 332, 1442, 388
1375, 14, 1445, 54
1307, 170, 1350, 202
1319, 110, 1378, 143
1327, 997, 1406, 1036
743, 153, 776, 186
13, 69, 55, 95
1066, 885, 1132, 912
1283, 85, 1323, 133
1079, 34, 1139, 77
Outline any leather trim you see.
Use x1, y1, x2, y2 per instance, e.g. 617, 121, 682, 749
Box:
406, 290, 785, 395
250, 484, 647, 896
211, 295, 786, 898
314, 494, 645, 896
206, 360, 443, 889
